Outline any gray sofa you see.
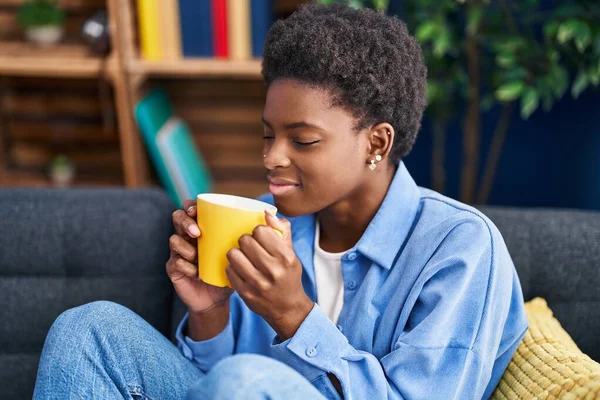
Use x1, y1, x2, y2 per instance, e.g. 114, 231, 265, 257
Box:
1, 188, 598, 399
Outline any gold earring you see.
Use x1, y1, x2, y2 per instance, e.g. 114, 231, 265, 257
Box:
369, 159, 377, 170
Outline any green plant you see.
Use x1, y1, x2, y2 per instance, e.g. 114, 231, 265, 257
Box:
319, 0, 600, 204
17, 0, 65, 29
317, 0, 389, 12
50, 155, 72, 171
403, 0, 600, 203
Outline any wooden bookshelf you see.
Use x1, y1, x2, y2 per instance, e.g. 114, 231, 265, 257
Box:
2, 169, 123, 187
129, 58, 262, 79
0, 0, 306, 197
0, 0, 105, 10
0, 41, 111, 79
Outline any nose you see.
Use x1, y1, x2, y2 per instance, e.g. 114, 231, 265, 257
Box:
264, 139, 291, 170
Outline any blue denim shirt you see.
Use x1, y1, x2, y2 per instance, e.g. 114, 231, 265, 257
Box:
176, 161, 529, 400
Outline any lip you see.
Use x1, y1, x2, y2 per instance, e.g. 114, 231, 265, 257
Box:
267, 176, 299, 186
267, 176, 300, 196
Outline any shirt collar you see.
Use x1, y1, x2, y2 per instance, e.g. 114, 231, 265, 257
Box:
290, 213, 318, 301
289, 160, 422, 296
355, 161, 422, 269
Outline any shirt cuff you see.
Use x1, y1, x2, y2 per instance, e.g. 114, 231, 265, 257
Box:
270, 303, 349, 381
175, 311, 235, 372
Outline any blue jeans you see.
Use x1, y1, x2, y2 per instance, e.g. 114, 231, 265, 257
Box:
33, 301, 326, 400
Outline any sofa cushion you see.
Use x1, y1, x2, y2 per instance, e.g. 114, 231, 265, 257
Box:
492, 298, 600, 399
478, 206, 600, 362
0, 187, 176, 400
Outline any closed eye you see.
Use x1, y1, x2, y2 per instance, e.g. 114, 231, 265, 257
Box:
294, 140, 320, 147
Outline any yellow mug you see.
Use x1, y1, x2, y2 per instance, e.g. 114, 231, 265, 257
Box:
196, 193, 278, 287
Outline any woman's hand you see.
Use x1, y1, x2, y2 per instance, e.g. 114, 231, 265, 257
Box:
225, 212, 314, 341
167, 199, 233, 315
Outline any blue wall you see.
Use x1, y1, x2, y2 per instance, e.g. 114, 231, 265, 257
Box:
404, 88, 600, 210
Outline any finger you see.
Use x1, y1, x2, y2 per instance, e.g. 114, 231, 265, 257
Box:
265, 212, 292, 245
225, 263, 254, 298
249, 225, 284, 261
226, 247, 269, 292
183, 200, 197, 217
238, 232, 276, 278
172, 209, 201, 238
166, 254, 198, 279
169, 234, 198, 263
254, 220, 291, 259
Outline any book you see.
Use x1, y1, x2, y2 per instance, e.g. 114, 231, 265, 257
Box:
160, 0, 183, 60
250, 0, 273, 57
156, 118, 212, 206
156, 120, 190, 204
212, 0, 229, 58
227, 0, 251, 60
137, 0, 163, 60
134, 88, 212, 207
179, 0, 213, 57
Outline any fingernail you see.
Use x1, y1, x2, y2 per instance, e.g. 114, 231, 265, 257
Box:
188, 225, 200, 237
265, 209, 277, 217
187, 205, 196, 214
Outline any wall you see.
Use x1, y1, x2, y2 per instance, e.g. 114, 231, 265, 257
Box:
405, 88, 600, 210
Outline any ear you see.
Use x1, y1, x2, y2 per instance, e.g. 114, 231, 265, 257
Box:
366, 123, 394, 166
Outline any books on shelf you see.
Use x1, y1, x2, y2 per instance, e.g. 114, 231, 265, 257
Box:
212, 0, 229, 58
159, 0, 183, 60
179, 0, 213, 57
137, 0, 163, 60
134, 88, 212, 207
136, 0, 274, 61
250, 0, 273, 58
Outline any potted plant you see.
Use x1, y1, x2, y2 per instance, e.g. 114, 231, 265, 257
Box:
17, 0, 66, 46
401, 0, 600, 204
49, 155, 75, 187
320, 0, 600, 205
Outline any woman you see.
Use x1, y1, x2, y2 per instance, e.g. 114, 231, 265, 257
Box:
34, 4, 528, 399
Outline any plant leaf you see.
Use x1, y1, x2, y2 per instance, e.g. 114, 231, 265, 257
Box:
433, 30, 451, 58
496, 53, 516, 68
348, 0, 363, 9
557, 20, 577, 44
372, 0, 389, 11
542, 95, 554, 112
588, 66, 599, 86
574, 22, 592, 53
415, 21, 438, 43
503, 67, 528, 82
572, 72, 589, 98
495, 81, 524, 101
520, 88, 539, 119
544, 21, 560, 40
553, 65, 569, 99
426, 80, 443, 104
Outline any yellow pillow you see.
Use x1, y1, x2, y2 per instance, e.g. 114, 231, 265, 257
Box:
492, 297, 600, 399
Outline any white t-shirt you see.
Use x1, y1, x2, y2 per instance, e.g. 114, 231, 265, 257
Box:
314, 219, 346, 325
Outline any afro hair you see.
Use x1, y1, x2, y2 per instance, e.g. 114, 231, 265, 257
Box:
262, 3, 428, 164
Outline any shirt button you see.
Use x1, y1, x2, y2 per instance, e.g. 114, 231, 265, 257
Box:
306, 347, 318, 358
346, 280, 357, 290
337, 324, 343, 333
347, 252, 357, 261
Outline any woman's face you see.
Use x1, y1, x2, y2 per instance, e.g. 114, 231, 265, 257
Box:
262, 80, 371, 217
